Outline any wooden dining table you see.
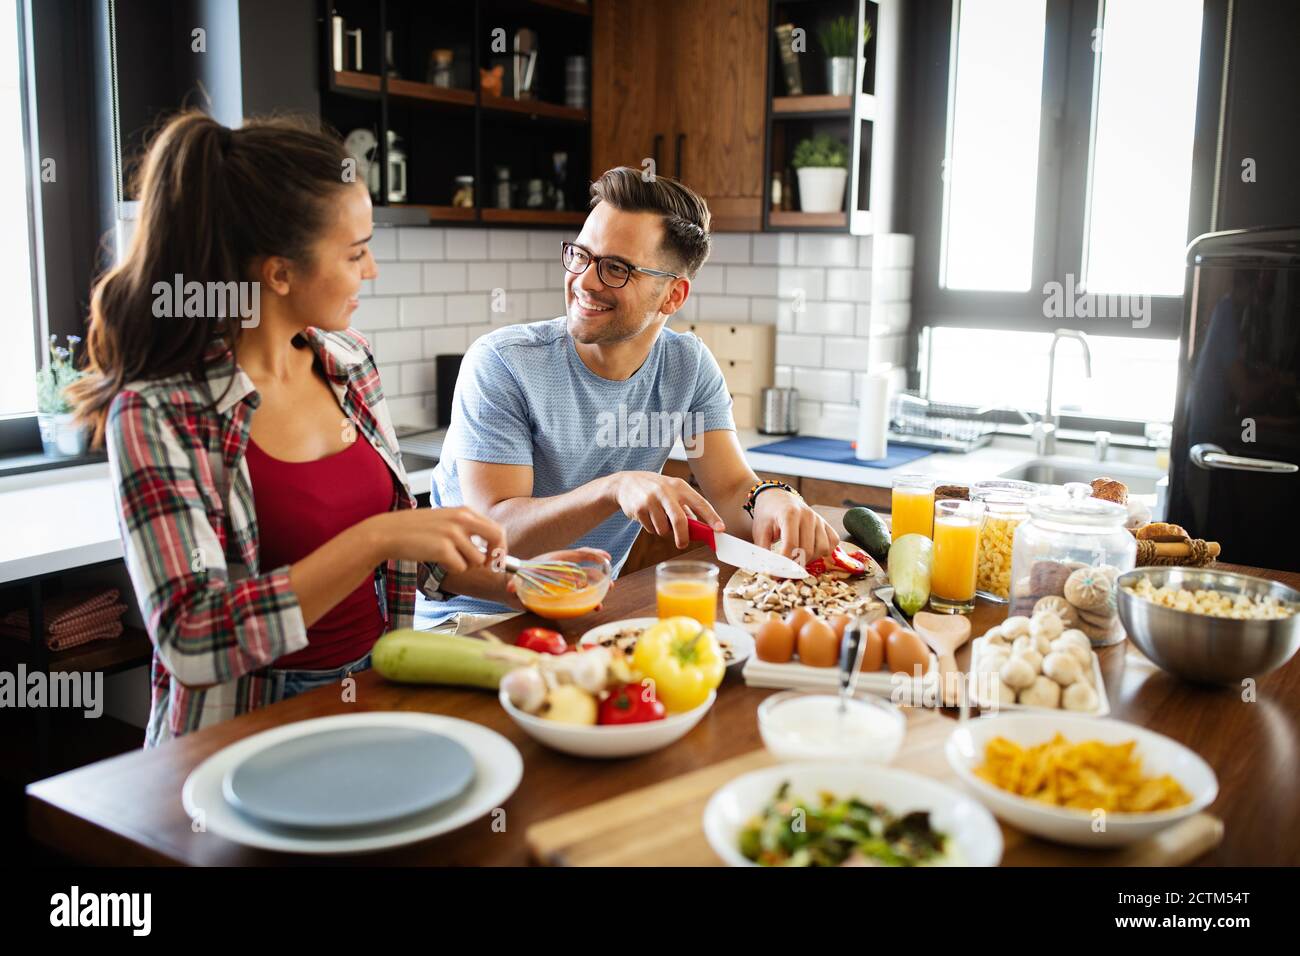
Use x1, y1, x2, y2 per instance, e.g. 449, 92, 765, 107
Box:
25, 508, 1300, 866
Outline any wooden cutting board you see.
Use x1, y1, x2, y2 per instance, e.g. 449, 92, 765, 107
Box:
722, 565, 887, 635
525, 708, 1223, 867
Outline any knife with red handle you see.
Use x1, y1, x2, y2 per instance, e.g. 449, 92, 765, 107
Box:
685, 517, 809, 579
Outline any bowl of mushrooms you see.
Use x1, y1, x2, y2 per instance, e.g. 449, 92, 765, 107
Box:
969, 607, 1109, 716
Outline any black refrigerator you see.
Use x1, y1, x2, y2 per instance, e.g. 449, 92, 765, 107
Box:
1168, 226, 1300, 571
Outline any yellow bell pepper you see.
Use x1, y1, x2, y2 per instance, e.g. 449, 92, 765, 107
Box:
632, 616, 725, 713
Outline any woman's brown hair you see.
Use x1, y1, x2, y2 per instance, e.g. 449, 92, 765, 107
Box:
70, 111, 352, 446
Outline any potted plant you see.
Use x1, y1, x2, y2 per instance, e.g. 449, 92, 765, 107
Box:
819, 15, 869, 96
36, 335, 89, 458
792, 134, 849, 213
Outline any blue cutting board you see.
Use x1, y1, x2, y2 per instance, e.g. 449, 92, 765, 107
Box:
747, 436, 932, 469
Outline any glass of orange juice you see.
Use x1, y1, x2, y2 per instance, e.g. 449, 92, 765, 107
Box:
891, 475, 936, 541
930, 499, 984, 614
656, 561, 719, 628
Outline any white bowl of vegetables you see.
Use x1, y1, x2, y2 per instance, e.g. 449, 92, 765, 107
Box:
497, 617, 724, 759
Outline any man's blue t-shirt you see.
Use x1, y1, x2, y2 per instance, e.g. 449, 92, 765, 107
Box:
416, 317, 736, 627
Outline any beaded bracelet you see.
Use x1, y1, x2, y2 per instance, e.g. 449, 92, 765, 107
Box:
743, 480, 799, 517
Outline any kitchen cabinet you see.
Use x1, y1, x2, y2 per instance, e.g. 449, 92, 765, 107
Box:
800, 476, 891, 511
592, 0, 768, 231
677, 321, 774, 429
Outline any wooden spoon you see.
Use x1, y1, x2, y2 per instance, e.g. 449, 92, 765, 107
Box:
912, 611, 972, 707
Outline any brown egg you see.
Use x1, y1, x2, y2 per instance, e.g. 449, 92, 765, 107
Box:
859, 627, 885, 672
755, 619, 795, 663
873, 618, 902, 642
829, 615, 853, 640
798, 618, 841, 668
785, 607, 813, 635
886, 628, 929, 678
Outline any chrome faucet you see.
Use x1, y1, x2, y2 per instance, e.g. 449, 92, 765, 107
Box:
1035, 329, 1092, 457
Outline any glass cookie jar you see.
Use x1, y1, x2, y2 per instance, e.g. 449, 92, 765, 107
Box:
1008, 483, 1137, 646
971, 479, 1038, 604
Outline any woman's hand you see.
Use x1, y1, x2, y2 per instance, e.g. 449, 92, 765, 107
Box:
367, 506, 507, 574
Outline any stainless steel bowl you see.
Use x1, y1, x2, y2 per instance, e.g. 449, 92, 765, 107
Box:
1116, 567, 1300, 685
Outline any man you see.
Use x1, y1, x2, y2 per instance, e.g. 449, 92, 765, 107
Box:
420, 167, 838, 630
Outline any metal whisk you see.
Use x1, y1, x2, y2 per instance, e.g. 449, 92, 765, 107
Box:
502, 555, 591, 595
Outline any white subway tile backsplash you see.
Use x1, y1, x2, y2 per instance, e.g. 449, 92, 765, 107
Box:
695, 294, 748, 320
528, 229, 571, 260
822, 336, 873, 372
398, 295, 446, 328
374, 329, 423, 362
873, 268, 912, 303
377, 362, 404, 395
748, 297, 780, 325
752, 233, 797, 265
352, 296, 398, 331
527, 290, 565, 319
386, 394, 438, 429
508, 260, 552, 290
872, 233, 915, 270
825, 267, 873, 302
446, 292, 490, 325
774, 365, 792, 388
422, 262, 467, 292
724, 266, 778, 297
398, 227, 443, 260
369, 228, 399, 261
797, 234, 857, 267
856, 235, 874, 269
868, 334, 907, 367
444, 228, 489, 260
793, 301, 855, 336
708, 233, 751, 264
775, 267, 826, 303
819, 402, 860, 440
776, 333, 822, 368
467, 261, 507, 292
401, 362, 438, 395
423, 325, 468, 357
488, 230, 530, 260
373, 261, 422, 296
793, 368, 853, 403
690, 265, 726, 294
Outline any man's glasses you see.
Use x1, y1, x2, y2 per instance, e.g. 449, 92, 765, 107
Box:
561, 241, 680, 289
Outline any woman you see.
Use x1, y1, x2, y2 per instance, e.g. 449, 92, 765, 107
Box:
71, 112, 603, 747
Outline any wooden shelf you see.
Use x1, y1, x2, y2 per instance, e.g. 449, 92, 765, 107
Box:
48, 628, 153, 675
387, 78, 475, 108
768, 210, 848, 229
772, 95, 852, 116
481, 94, 589, 123
481, 208, 585, 225
333, 70, 381, 94
389, 203, 478, 223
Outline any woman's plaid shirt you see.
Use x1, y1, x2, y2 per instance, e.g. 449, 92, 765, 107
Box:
106, 328, 441, 747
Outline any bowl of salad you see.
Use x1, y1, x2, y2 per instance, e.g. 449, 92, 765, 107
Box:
703, 763, 1002, 866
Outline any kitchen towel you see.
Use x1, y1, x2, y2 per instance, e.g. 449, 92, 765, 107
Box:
2, 588, 129, 651
854, 371, 890, 460
747, 436, 932, 469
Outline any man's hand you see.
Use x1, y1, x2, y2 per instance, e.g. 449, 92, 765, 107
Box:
611, 471, 726, 549
751, 491, 838, 563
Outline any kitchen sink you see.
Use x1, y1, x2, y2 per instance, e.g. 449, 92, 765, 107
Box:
997, 457, 1164, 495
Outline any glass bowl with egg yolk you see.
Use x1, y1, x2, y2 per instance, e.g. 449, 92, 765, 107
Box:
758, 691, 906, 764
514, 556, 612, 620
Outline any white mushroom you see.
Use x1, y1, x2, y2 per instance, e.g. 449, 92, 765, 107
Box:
999, 656, 1037, 691
1019, 675, 1063, 708
1042, 651, 1082, 686
1030, 611, 1064, 642
1062, 680, 1100, 712
1013, 648, 1043, 673
1002, 616, 1032, 639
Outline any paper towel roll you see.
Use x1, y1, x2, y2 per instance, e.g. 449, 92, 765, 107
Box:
854, 371, 889, 461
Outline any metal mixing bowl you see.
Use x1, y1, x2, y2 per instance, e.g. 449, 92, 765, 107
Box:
1116, 567, 1300, 685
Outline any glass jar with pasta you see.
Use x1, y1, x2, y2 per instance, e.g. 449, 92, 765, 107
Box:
971, 480, 1037, 603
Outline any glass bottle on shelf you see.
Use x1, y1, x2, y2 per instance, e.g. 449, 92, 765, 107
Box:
495, 166, 512, 209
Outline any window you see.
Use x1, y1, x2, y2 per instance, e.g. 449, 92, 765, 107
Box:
941, 0, 1048, 292
1, 0, 39, 416
1082, 0, 1204, 296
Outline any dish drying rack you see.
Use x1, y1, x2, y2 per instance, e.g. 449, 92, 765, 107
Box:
889, 392, 1000, 453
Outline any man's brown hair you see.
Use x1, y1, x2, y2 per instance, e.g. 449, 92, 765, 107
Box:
588, 167, 712, 278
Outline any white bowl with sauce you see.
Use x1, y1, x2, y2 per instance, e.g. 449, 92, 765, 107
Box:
757, 691, 906, 764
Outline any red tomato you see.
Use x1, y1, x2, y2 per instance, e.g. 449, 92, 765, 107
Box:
598, 682, 667, 725
516, 628, 567, 655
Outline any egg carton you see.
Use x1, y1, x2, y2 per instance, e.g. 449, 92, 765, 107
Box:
742, 653, 940, 708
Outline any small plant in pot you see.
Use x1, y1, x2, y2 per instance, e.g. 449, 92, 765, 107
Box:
792, 134, 849, 214
819, 15, 867, 96
36, 335, 89, 458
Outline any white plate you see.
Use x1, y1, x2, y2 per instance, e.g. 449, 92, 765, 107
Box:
703, 762, 1003, 867
966, 636, 1110, 716
181, 712, 522, 855
578, 617, 755, 670
945, 713, 1218, 847
499, 686, 715, 759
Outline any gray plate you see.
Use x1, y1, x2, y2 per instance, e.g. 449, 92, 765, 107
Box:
222, 726, 475, 830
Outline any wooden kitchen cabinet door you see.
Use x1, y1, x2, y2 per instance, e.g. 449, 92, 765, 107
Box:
800, 477, 892, 512
592, 0, 674, 178
669, 0, 768, 230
